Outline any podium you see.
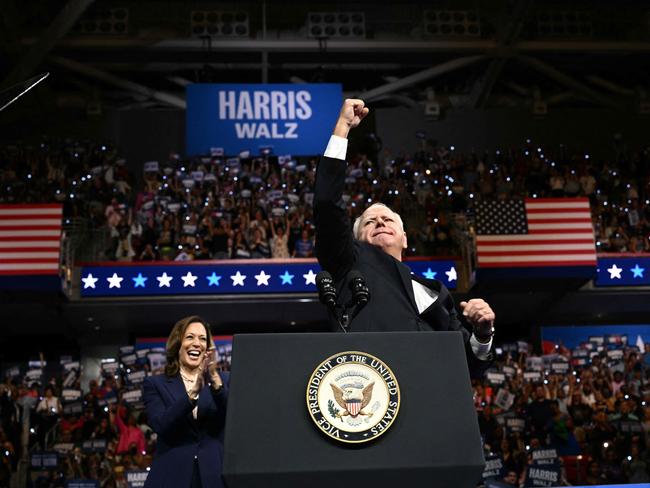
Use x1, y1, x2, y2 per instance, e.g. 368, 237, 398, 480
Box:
222, 332, 484, 488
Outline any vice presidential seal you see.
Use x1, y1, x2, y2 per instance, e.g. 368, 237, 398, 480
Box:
306, 351, 400, 444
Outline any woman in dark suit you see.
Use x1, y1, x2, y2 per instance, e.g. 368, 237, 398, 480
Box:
143, 315, 229, 488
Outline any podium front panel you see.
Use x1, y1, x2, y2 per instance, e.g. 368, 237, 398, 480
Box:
223, 332, 484, 488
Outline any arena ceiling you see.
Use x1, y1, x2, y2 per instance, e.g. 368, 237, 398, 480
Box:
2, 0, 650, 113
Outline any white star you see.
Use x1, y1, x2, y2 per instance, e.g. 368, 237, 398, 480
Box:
303, 269, 317, 285
445, 266, 457, 282
254, 270, 270, 286
81, 273, 98, 289
607, 264, 622, 279
156, 272, 173, 288
106, 273, 123, 289
181, 271, 198, 287
231, 271, 246, 286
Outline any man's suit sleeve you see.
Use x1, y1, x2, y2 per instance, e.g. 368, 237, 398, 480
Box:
314, 156, 356, 279
443, 288, 494, 378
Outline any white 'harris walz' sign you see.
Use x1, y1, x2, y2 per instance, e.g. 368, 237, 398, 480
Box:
186, 83, 343, 156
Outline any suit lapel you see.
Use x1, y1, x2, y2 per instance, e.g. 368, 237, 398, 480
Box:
410, 274, 451, 330
394, 259, 418, 313
411, 273, 443, 294
165, 374, 187, 401
165, 375, 198, 429
196, 383, 212, 422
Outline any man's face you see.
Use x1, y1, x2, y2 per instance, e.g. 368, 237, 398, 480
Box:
504, 471, 517, 485
357, 205, 407, 258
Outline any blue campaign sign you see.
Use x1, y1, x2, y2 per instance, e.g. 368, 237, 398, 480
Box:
186, 83, 342, 156
79, 260, 457, 297
596, 256, 649, 286
65, 481, 99, 488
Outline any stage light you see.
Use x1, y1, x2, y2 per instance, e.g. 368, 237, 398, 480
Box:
190, 10, 249, 38
537, 10, 592, 38
76, 8, 129, 35
423, 10, 480, 37
307, 11, 365, 38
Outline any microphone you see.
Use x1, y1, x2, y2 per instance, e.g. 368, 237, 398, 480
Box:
316, 270, 348, 333
346, 270, 370, 310
316, 271, 337, 311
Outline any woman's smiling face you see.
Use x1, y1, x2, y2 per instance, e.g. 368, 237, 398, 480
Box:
179, 321, 208, 372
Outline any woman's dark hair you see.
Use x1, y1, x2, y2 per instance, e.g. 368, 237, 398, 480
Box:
164, 315, 212, 377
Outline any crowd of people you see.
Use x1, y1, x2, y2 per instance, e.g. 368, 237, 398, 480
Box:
0, 337, 231, 487
1, 137, 649, 262
0, 334, 647, 486
475, 339, 650, 486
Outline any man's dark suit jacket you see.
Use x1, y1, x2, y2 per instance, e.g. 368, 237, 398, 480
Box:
143, 372, 229, 488
314, 155, 491, 377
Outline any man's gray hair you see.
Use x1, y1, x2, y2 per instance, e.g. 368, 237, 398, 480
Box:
352, 203, 405, 240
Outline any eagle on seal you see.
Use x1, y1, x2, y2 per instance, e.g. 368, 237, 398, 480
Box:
330, 382, 375, 420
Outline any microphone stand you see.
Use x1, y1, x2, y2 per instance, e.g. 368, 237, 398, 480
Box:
317, 271, 370, 333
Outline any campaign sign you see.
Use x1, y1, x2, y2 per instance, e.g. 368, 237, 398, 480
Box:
25, 368, 43, 382
482, 454, 505, 480
487, 372, 506, 386
526, 357, 543, 371
53, 443, 74, 454
121, 354, 137, 366
505, 417, 525, 433
5, 366, 20, 378
63, 401, 83, 415
82, 439, 107, 453
550, 361, 570, 374
524, 462, 561, 487
31, 451, 58, 469
523, 371, 542, 382
531, 448, 559, 465
123, 389, 143, 405
607, 349, 624, 360
66, 480, 99, 488
126, 470, 149, 488
136, 349, 150, 359
147, 352, 166, 372
127, 370, 147, 385
61, 389, 82, 403
63, 370, 78, 388
186, 83, 342, 156
63, 361, 80, 372
572, 357, 588, 367
502, 366, 516, 378
101, 361, 119, 375
572, 348, 589, 358
494, 389, 515, 410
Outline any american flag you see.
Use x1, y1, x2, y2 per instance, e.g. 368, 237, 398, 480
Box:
475, 198, 597, 268
0, 204, 63, 275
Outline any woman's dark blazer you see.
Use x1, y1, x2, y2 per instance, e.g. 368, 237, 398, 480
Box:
143, 372, 229, 488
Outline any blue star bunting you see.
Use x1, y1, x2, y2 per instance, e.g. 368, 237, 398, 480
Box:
422, 268, 437, 280
206, 272, 222, 286
279, 270, 294, 285
631, 264, 645, 278
132, 273, 147, 288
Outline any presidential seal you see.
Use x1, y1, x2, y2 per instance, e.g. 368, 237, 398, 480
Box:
306, 351, 400, 444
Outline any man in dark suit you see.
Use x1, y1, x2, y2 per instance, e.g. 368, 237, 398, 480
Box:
314, 99, 495, 377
